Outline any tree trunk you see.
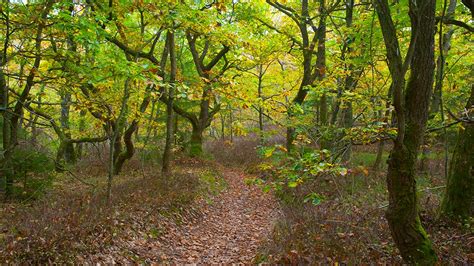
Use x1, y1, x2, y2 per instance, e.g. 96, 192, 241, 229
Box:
316, 0, 327, 150
112, 131, 122, 169
30, 85, 44, 145
430, 0, 456, 116
220, 112, 225, 141
257, 65, 265, 145
190, 124, 204, 157
342, 100, 353, 161
107, 78, 132, 201
373, 140, 385, 171
286, 126, 295, 152
386, 3, 437, 264
375, 0, 437, 263
420, 0, 457, 174
173, 114, 179, 145
229, 106, 234, 143
113, 122, 138, 175
76, 110, 87, 159
1, 69, 10, 159
440, 85, 473, 220
282, 0, 324, 152
59, 4, 78, 164
319, 94, 328, 149
111, 84, 152, 175
1, 70, 11, 197
162, 31, 176, 175
55, 139, 70, 171
374, 85, 394, 170
341, 0, 355, 161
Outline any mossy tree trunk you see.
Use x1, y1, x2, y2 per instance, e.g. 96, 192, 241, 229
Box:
160, 32, 228, 157
375, 0, 437, 263
60, 14, 78, 165
55, 91, 77, 170
190, 124, 204, 157
440, 85, 474, 220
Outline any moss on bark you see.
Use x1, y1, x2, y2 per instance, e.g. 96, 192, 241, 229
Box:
440, 88, 473, 220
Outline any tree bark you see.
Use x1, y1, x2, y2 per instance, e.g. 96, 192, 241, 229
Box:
190, 124, 204, 157
420, 0, 457, 174
107, 78, 132, 201
257, 67, 265, 145
59, 3, 78, 165
112, 85, 152, 175
373, 140, 385, 171
114, 121, 138, 175
430, 0, 457, 115
229, 105, 234, 143
162, 31, 176, 175
172, 32, 227, 156
76, 110, 87, 159
59, 92, 76, 164
220, 112, 225, 141
341, 0, 355, 161
440, 85, 473, 220
375, 0, 438, 263
315, 0, 328, 150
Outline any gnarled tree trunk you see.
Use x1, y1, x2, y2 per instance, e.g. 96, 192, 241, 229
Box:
113, 121, 138, 175
375, 0, 437, 263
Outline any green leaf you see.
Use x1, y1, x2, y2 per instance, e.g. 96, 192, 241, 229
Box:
303, 192, 323, 205
287, 181, 298, 188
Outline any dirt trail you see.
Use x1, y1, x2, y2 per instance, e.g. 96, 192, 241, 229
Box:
159, 168, 279, 264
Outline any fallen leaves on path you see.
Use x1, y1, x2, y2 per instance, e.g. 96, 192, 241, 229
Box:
157, 168, 279, 264
80, 166, 280, 264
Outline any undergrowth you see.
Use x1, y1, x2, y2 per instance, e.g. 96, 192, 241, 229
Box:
254, 145, 472, 264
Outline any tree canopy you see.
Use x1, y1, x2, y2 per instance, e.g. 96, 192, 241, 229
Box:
0, 0, 473, 264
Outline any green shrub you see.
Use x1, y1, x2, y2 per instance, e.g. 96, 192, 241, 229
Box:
2, 146, 55, 200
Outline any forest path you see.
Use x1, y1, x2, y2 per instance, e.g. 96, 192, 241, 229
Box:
159, 167, 279, 264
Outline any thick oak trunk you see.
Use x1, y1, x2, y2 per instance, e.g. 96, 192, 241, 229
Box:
190, 125, 204, 157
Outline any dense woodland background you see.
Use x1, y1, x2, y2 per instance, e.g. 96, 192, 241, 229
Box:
0, 0, 473, 264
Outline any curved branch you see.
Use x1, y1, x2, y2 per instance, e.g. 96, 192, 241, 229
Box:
442, 18, 474, 32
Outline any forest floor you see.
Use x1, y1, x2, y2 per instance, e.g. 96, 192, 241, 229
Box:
86, 166, 280, 264
207, 140, 473, 264
153, 167, 279, 264
1, 141, 472, 263
0, 157, 280, 264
